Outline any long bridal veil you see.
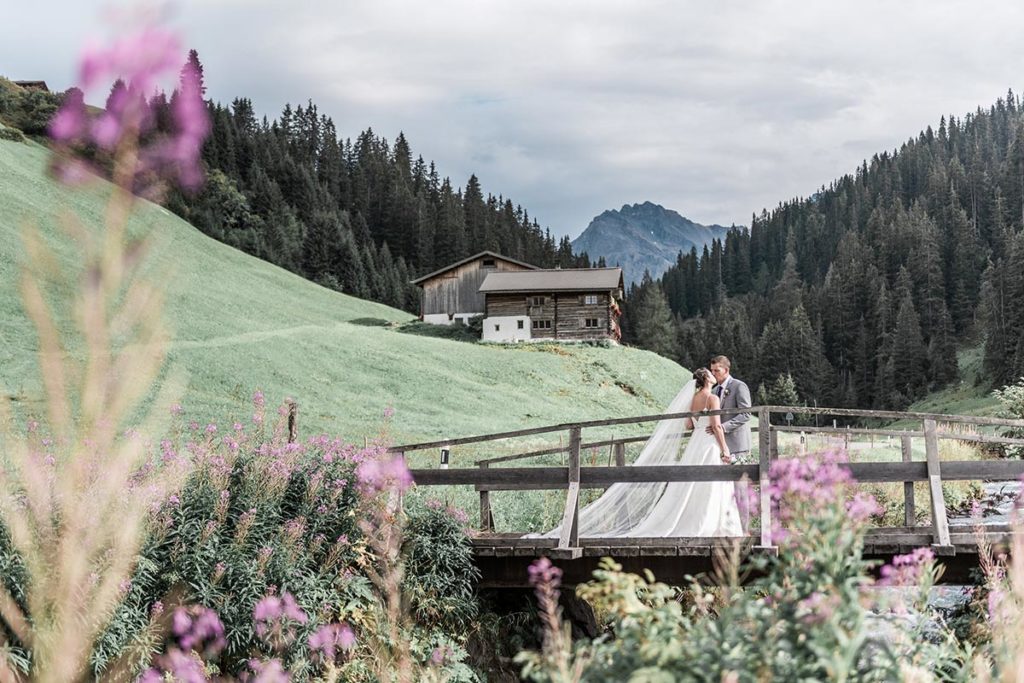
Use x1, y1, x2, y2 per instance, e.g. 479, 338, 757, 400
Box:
539, 379, 697, 538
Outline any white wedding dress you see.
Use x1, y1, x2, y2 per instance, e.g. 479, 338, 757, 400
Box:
539, 379, 744, 538
621, 412, 744, 537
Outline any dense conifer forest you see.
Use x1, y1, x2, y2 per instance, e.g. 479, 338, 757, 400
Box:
623, 90, 1024, 410
160, 52, 591, 313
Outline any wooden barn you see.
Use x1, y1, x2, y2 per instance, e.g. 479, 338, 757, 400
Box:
411, 251, 538, 324
479, 267, 624, 343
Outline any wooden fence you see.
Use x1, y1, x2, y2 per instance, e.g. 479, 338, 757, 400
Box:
390, 406, 1024, 559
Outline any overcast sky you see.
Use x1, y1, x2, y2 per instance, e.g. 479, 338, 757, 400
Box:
4, 1, 1024, 238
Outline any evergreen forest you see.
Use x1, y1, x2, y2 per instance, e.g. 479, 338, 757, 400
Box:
623, 90, 1024, 410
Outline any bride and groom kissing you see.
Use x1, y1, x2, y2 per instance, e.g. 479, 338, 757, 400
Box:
630, 354, 752, 537
697, 355, 752, 467
541, 354, 753, 538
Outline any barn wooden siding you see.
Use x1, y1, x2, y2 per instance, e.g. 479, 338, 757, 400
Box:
420, 257, 532, 317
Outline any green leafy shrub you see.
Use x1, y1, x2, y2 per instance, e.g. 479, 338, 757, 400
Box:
1, 399, 485, 681
994, 377, 1024, 458
517, 451, 974, 682
404, 500, 480, 632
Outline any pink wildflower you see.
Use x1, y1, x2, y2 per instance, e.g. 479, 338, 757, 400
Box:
308, 623, 356, 660
877, 547, 935, 587
528, 556, 562, 591
51, 25, 209, 193
171, 606, 225, 655
245, 657, 290, 682
254, 593, 308, 647
795, 591, 840, 625
356, 454, 413, 495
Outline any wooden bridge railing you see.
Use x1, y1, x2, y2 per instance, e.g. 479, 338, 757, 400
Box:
391, 406, 1024, 560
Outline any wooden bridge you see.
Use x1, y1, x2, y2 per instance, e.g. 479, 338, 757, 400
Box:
391, 405, 1024, 585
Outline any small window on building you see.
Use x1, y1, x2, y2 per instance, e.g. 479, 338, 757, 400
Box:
517, 320, 524, 329
584, 318, 600, 328
532, 319, 552, 330
482, 258, 496, 268
531, 296, 546, 307
495, 324, 501, 332
584, 295, 599, 305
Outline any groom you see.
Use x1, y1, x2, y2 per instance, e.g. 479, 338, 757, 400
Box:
705, 355, 752, 529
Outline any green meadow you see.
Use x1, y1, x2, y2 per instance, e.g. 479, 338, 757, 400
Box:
0, 135, 688, 459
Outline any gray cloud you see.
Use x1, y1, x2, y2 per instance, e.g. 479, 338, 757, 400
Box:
4, 0, 1024, 238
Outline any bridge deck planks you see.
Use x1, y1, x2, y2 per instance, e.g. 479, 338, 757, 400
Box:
470, 526, 1014, 558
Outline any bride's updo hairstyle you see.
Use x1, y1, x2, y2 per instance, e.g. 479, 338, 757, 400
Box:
693, 367, 716, 390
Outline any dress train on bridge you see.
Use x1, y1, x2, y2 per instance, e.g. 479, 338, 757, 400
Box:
620, 414, 743, 537
537, 379, 743, 539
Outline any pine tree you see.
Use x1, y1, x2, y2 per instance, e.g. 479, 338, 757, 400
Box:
892, 291, 928, 404
632, 275, 678, 360
181, 49, 206, 96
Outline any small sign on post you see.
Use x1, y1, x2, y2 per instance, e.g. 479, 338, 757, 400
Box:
439, 446, 450, 470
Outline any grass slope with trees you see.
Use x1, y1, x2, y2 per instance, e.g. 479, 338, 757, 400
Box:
0, 132, 687, 447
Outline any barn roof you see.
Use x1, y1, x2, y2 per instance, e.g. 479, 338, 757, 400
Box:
479, 267, 624, 293
411, 250, 538, 285
14, 80, 49, 91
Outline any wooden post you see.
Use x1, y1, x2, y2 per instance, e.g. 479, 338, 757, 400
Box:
923, 419, 953, 553
556, 426, 582, 558
613, 441, 626, 467
770, 428, 779, 459
901, 435, 915, 527
286, 400, 298, 443
479, 462, 494, 532
757, 408, 775, 552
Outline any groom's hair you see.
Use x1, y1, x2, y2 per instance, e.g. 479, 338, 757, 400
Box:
710, 355, 731, 370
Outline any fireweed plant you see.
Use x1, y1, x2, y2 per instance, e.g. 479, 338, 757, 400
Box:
0, 18, 208, 683
518, 450, 977, 682
0, 17, 481, 683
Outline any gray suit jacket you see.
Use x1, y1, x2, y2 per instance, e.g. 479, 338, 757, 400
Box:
716, 376, 751, 454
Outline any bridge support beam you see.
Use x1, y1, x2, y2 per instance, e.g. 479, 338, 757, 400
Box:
756, 408, 776, 553
901, 435, 915, 527
923, 419, 954, 555
556, 427, 582, 559
478, 462, 495, 532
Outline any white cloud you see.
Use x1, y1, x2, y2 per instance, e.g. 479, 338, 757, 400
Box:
4, 0, 1024, 237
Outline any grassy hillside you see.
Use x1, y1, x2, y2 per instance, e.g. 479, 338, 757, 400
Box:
0, 135, 689, 455
898, 346, 999, 421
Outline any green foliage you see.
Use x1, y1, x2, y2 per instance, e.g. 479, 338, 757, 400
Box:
0, 409, 491, 681
630, 273, 678, 360
0, 80, 61, 135
0, 124, 27, 143
757, 372, 800, 406
993, 376, 1024, 458
626, 90, 1024, 410
403, 503, 481, 631
517, 454, 972, 682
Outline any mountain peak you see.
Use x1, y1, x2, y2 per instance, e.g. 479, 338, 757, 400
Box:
572, 202, 738, 285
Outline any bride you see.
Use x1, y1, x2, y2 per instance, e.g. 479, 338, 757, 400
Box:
541, 368, 744, 538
